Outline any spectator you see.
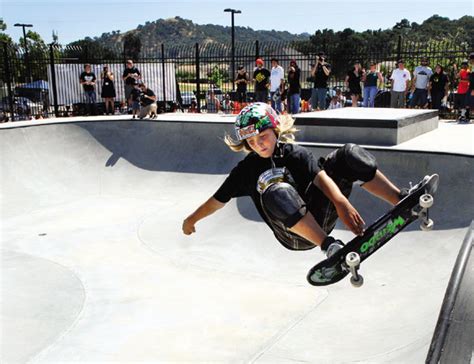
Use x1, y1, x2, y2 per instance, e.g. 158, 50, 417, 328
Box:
138, 83, 157, 119
363, 62, 383, 107
188, 100, 198, 113
235, 65, 249, 103
345, 60, 364, 107
253, 58, 270, 103
428, 64, 449, 111
269, 58, 285, 113
454, 60, 470, 123
328, 95, 342, 109
122, 60, 141, 111
410, 57, 433, 109
467, 52, 474, 122
222, 93, 234, 114
390, 59, 411, 108
130, 83, 141, 119
79, 64, 97, 115
206, 90, 220, 113
287, 59, 301, 114
310, 51, 331, 110
100, 65, 116, 115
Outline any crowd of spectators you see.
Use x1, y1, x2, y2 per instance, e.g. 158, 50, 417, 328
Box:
3, 52, 472, 123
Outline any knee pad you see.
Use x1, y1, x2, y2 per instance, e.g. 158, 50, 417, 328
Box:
324, 144, 377, 182
261, 182, 306, 228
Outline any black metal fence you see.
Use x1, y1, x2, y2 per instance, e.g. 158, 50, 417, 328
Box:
0, 37, 470, 120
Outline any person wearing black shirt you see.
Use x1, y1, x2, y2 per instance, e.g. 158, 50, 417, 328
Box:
428, 64, 449, 110
287, 59, 301, 114
235, 65, 249, 103
345, 60, 364, 107
253, 59, 270, 103
183, 103, 412, 271
138, 83, 157, 119
310, 52, 331, 110
122, 60, 141, 110
467, 52, 474, 121
100, 65, 116, 115
79, 64, 97, 115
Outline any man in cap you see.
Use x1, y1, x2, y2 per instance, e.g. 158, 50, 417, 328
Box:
410, 57, 433, 108
253, 58, 271, 103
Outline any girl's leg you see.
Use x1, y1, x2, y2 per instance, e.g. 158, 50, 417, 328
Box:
351, 94, 358, 107
363, 87, 369, 107
370, 87, 378, 107
361, 170, 401, 205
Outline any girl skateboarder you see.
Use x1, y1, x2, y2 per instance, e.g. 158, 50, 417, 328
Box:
182, 103, 408, 258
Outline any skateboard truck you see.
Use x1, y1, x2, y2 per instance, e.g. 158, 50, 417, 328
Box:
412, 193, 434, 231
345, 252, 364, 287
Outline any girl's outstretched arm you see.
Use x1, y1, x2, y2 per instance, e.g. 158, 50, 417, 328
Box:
182, 197, 226, 235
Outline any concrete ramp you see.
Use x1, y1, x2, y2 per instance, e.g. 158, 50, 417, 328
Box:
1, 120, 473, 363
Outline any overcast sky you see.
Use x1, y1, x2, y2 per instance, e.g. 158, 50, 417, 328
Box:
2, 0, 472, 44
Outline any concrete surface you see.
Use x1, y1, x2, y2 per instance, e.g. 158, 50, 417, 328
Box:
1, 117, 473, 363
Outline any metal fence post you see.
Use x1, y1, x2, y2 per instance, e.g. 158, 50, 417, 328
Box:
49, 43, 59, 117
3, 42, 15, 121
255, 40, 260, 60
397, 35, 402, 61
161, 43, 166, 110
195, 42, 201, 112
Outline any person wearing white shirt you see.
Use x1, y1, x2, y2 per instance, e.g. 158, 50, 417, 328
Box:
270, 58, 285, 113
390, 59, 411, 108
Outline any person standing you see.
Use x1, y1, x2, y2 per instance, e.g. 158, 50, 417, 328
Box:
363, 62, 383, 107
310, 52, 331, 111
467, 52, 474, 122
100, 65, 116, 115
390, 59, 411, 108
79, 64, 97, 115
345, 60, 364, 107
235, 65, 249, 103
428, 64, 449, 111
287, 59, 301, 114
269, 58, 285, 113
410, 57, 433, 109
454, 60, 471, 123
253, 58, 270, 103
122, 60, 141, 111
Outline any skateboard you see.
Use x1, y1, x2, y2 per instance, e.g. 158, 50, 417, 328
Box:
307, 174, 439, 288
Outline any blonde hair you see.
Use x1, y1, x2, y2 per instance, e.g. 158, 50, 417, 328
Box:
224, 113, 297, 153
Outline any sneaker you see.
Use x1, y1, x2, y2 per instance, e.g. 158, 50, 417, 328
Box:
326, 240, 345, 258
399, 175, 430, 201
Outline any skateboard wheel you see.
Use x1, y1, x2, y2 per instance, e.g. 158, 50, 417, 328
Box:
419, 194, 434, 208
345, 252, 361, 267
420, 218, 434, 231
350, 275, 364, 287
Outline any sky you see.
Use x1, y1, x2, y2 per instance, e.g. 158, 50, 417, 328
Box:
1, 0, 473, 44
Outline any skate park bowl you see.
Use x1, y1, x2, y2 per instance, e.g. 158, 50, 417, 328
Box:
1, 117, 473, 363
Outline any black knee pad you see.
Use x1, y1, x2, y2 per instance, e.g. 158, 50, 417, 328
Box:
261, 182, 306, 228
323, 144, 377, 183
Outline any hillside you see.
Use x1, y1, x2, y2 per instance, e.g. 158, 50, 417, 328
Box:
92, 16, 309, 51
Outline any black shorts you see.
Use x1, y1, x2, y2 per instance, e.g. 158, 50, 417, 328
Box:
263, 144, 378, 250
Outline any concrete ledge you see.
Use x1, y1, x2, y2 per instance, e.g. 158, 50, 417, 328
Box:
294, 108, 439, 146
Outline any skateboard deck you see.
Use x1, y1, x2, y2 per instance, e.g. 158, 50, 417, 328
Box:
307, 174, 439, 287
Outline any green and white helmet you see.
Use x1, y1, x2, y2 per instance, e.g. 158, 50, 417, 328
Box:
235, 102, 280, 141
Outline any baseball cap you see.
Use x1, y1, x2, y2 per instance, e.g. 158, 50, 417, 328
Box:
255, 58, 264, 66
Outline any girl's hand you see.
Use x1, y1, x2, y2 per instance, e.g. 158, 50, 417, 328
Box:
182, 217, 196, 235
335, 200, 365, 236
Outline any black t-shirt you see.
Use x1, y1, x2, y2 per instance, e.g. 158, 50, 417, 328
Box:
80, 71, 96, 92
429, 72, 448, 94
236, 72, 249, 92
130, 88, 141, 102
253, 68, 271, 91
288, 67, 301, 94
347, 69, 362, 90
213, 143, 321, 228
313, 63, 331, 88
140, 88, 155, 106
123, 67, 141, 85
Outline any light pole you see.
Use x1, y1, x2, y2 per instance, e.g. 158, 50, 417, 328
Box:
224, 8, 241, 91
14, 23, 33, 82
